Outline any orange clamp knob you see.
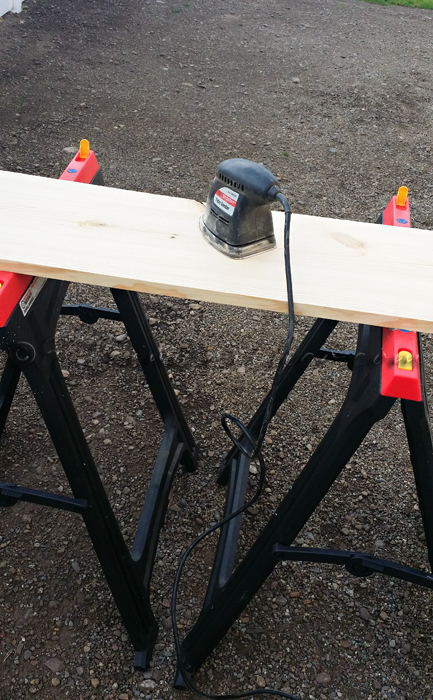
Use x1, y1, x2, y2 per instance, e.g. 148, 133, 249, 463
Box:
396, 186, 408, 207
79, 139, 90, 159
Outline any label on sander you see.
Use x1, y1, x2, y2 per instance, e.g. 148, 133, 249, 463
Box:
19, 277, 47, 316
214, 187, 239, 217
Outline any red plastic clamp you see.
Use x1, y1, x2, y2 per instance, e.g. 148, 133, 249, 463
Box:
381, 328, 421, 402
59, 139, 100, 183
0, 140, 101, 327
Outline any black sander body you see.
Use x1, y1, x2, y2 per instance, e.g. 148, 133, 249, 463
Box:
200, 158, 281, 258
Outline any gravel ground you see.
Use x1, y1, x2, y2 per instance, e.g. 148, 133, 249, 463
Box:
1, 1, 433, 699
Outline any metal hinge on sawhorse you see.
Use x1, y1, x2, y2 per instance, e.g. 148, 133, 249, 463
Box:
0, 144, 198, 670
174, 188, 433, 687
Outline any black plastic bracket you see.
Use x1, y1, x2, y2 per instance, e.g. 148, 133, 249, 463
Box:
273, 544, 433, 587
0, 482, 87, 513
60, 303, 121, 324
315, 346, 355, 369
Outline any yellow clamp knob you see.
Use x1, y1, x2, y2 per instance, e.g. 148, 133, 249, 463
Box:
398, 350, 413, 371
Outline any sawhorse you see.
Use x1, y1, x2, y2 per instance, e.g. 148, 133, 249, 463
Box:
175, 189, 433, 686
0, 143, 198, 670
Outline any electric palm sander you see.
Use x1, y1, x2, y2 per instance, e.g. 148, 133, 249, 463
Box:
200, 159, 281, 258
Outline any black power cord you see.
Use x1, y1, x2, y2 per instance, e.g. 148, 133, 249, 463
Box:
221, 193, 293, 461
172, 193, 302, 700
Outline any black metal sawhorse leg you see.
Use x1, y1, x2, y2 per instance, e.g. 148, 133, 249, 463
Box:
0, 277, 198, 670
175, 323, 433, 685
204, 317, 338, 606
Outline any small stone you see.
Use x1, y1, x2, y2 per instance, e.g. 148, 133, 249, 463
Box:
149, 318, 158, 326
237, 365, 246, 374
389, 639, 396, 648
189, 303, 200, 310
292, 77, 300, 83
51, 678, 60, 686
91, 678, 100, 688
24, 650, 32, 660
289, 591, 300, 598
119, 694, 129, 700
116, 333, 127, 342
360, 607, 371, 621
247, 505, 260, 515
61, 369, 70, 378
45, 657, 64, 673
63, 146, 77, 154
256, 676, 266, 688
402, 643, 411, 654
110, 350, 121, 358
329, 147, 338, 154
379, 611, 388, 621
71, 560, 80, 574
316, 672, 331, 684
76, 666, 84, 675
140, 679, 156, 690
162, 616, 173, 629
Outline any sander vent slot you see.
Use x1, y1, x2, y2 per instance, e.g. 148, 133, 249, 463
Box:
210, 207, 230, 225
217, 172, 244, 191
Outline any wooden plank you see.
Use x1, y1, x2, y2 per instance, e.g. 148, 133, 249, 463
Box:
0, 170, 432, 332
0, 0, 21, 16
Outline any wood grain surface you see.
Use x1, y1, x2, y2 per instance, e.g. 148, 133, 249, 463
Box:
1, 170, 432, 332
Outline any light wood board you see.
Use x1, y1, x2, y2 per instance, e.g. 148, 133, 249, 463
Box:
1, 170, 432, 332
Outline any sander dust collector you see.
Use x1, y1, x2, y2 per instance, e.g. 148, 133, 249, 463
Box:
200, 158, 282, 258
